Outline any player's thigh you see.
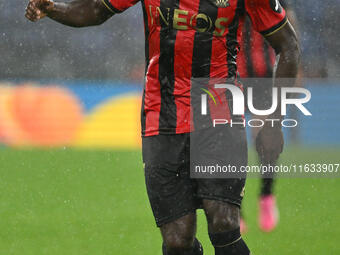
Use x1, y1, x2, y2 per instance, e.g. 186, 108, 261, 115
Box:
142, 134, 199, 228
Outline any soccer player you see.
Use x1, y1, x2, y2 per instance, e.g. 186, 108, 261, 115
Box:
25, 0, 300, 254
237, 0, 298, 233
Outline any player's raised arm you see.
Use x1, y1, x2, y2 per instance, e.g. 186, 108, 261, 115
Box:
25, 0, 114, 27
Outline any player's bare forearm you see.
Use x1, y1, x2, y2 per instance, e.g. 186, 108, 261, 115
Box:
266, 21, 301, 121
25, 0, 113, 27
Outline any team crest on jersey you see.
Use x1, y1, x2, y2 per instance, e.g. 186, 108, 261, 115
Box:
215, 0, 230, 8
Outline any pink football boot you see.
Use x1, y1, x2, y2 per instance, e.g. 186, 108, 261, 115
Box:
259, 195, 279, 232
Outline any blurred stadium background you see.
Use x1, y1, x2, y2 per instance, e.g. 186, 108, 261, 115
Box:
0, 0, 339, 254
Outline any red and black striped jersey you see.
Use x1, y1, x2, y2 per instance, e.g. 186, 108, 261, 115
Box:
102, 0, 287, 136
238, 0, 288, 78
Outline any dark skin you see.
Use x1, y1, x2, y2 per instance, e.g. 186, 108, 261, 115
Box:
26, 1, 300, 253
25, 0, 113, 27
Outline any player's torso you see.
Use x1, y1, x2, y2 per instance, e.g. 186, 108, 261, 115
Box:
142, 0, 244, 80
141, 0, 245, 136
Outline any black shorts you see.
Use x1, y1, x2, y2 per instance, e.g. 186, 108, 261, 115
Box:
142, 126, 247, 227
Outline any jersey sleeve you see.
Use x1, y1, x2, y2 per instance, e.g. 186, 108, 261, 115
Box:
101, 0, 140, 14
245, 0, 288, 36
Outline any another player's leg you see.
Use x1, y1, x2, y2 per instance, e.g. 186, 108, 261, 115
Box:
204, 200, 250, 255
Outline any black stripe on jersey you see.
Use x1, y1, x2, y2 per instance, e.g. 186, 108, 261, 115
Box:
191, 0, 219, 78
141, 0, 150, 136
226, 0, 244, 78
102, 0, 122, 13
158, 0, 180, 133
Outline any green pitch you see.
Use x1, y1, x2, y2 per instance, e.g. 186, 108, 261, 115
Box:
0, 147, 339, 254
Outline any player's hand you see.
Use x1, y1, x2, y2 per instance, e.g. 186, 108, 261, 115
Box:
25, 0, 54, 22
256, 124, 284, 165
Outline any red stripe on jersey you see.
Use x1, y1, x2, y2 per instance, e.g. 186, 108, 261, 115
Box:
144, 0, 161, 136
173, 0, 200, 134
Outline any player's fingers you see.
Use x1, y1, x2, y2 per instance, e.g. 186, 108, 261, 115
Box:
28, 0, 37, 9
26, 13, 38, 22
36, 9, 42, 17
25, 13, 37, 22
26, 4, 36, 13
27, 1, 43, 12
26, 8, 37, 18
26, 9, 40, 22
30, 1, 48, 19
26, 3, 37, 14
25, 7, 35, 18
29, 0, 40, 5
26, 6, 44, 21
